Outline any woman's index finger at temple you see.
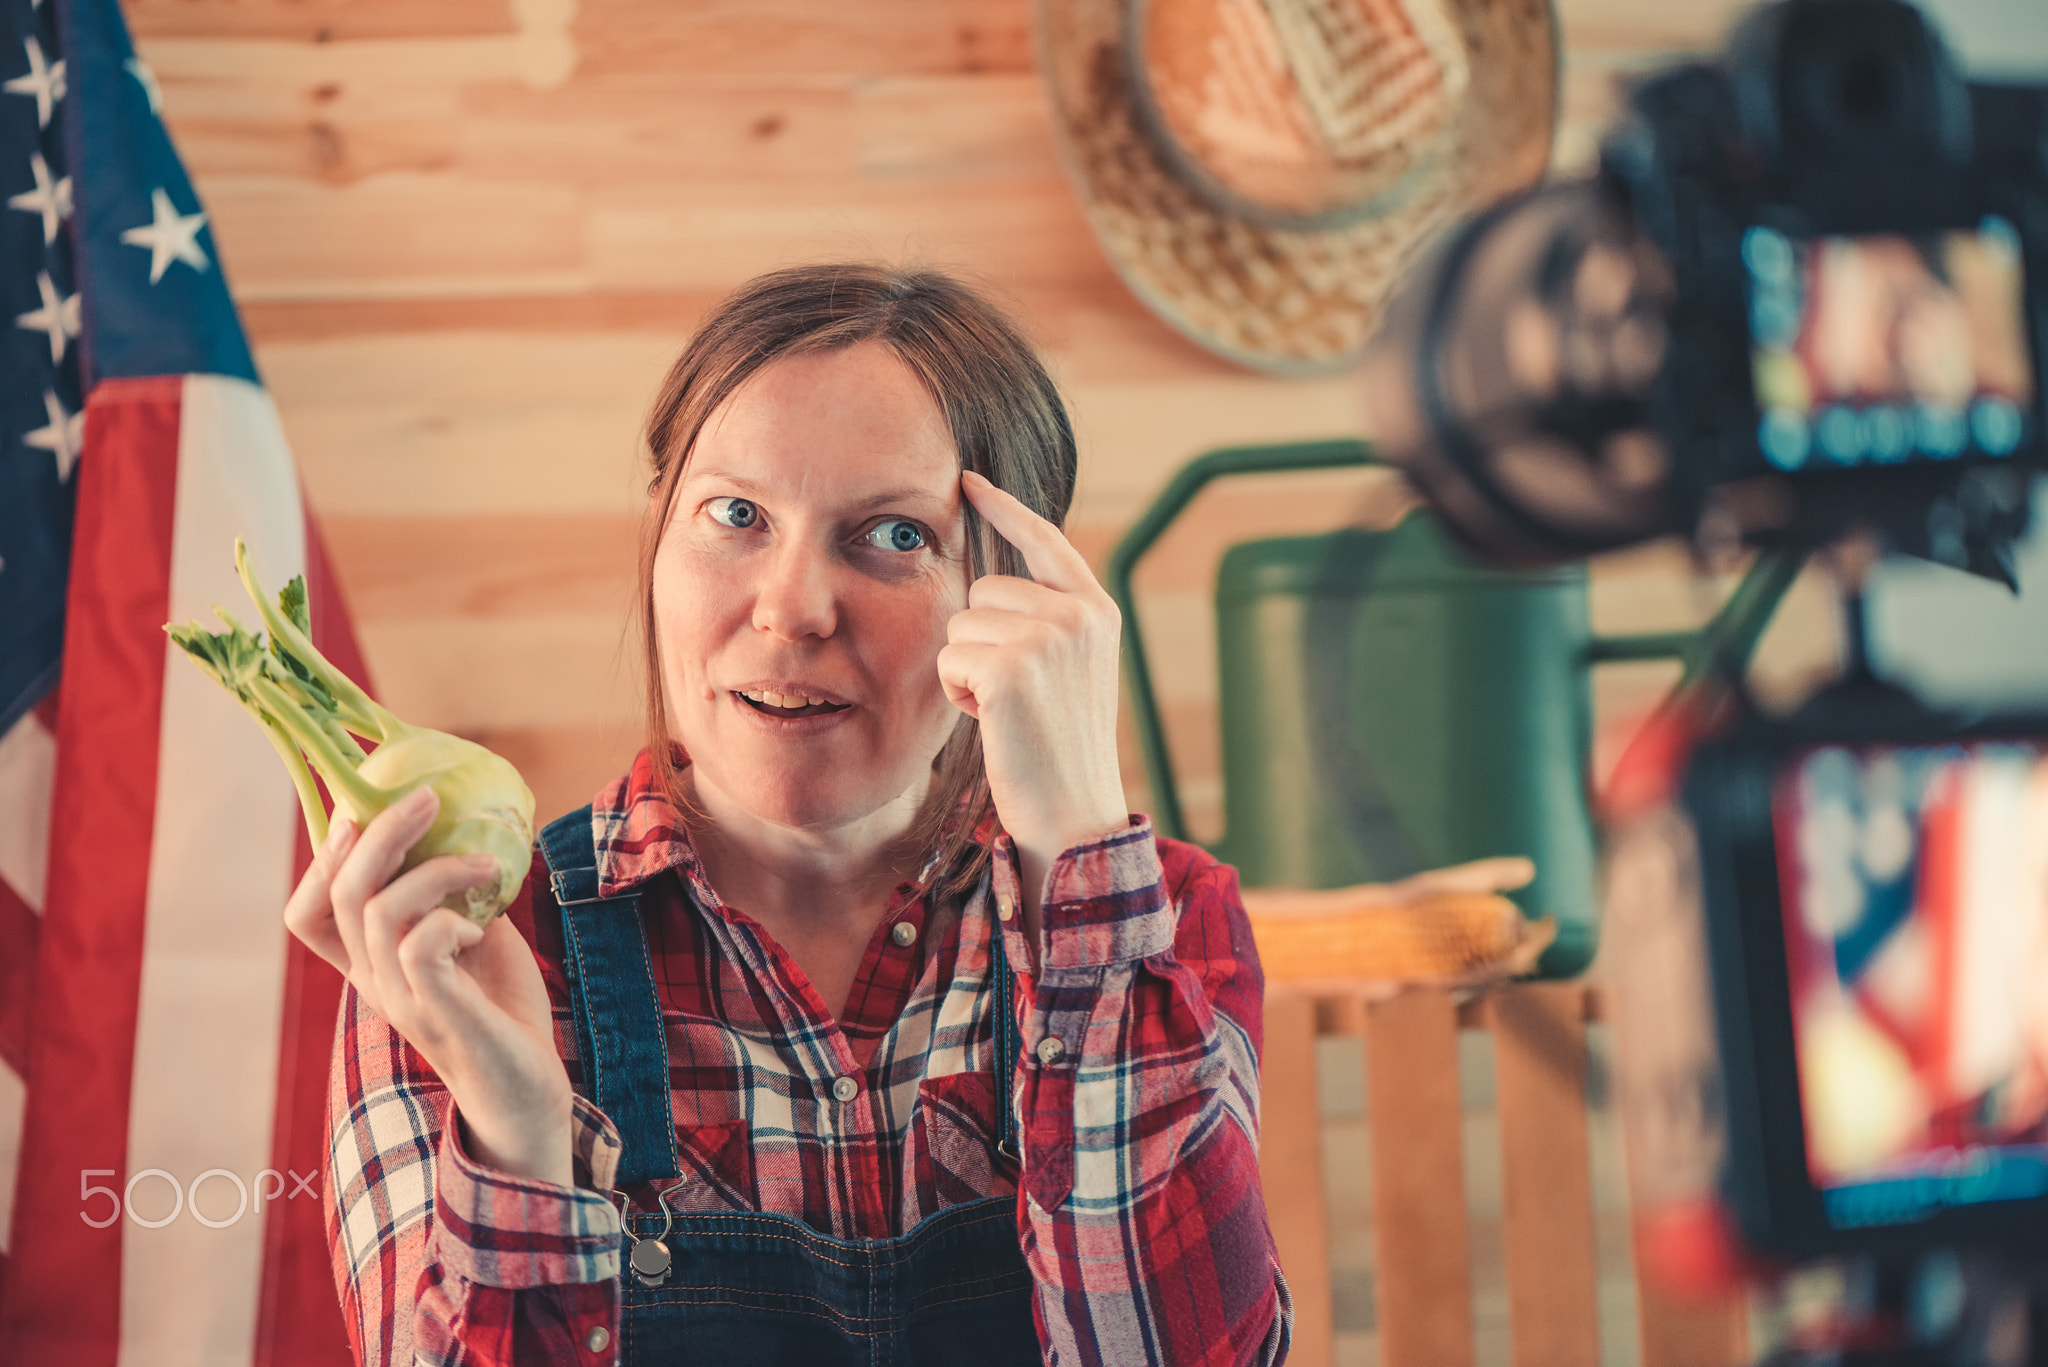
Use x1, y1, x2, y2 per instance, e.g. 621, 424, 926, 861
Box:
961, 470, 1092, 593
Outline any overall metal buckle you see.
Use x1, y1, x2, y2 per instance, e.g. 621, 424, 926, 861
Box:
621, 1177, 687, 1288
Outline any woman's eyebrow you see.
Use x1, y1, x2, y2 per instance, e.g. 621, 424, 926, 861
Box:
686, 466, 954, 516
846, 487, 953, 516
684, 466, 771, 496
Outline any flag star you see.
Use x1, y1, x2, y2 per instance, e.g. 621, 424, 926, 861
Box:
7, 152, 72, 246
15, 271, 80, 364
125, 56, 162, 116
24, 389, 84, 482
120, 187, 210, 284
4, 36, 66, 130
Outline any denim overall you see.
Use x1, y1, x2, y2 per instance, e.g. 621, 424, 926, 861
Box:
539, 807, 1042, 1366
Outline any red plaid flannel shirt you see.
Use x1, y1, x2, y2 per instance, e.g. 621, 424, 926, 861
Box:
324, 750, 1288, 1365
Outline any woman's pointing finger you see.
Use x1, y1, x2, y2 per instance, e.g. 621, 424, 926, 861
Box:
961, 470, 1093, 594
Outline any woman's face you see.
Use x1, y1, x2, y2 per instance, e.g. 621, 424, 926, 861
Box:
652, 341, 970, 836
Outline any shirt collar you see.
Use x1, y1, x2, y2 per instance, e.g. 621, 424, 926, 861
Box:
588, 748, 990, 903
591, 747, 704, 900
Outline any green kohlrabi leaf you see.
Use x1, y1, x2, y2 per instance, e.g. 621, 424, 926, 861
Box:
279, 574, 311, 636
163, 538, 537, 925
166, 618, 266, 698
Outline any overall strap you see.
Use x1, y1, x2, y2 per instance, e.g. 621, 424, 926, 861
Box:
993, 961, 1020, 1159
990, 885, 1021, 1161
538, 806, 681, 1185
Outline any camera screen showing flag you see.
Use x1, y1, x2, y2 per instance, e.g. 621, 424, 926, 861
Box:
1745, 218, 2035, 471
0, 0, 356, 1362
1776, 741, 2048, 1232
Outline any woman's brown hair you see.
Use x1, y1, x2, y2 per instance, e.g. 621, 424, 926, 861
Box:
637, 263, 1079, 900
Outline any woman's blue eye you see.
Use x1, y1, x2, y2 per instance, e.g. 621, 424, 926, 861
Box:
707, 497, 758, 529
866, 520, 926, 552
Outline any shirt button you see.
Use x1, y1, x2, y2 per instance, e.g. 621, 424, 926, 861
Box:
997, 898, 1015, 922
831, 1075, 859, 1102
585, 1324, 611, 1353
891, 920, 918, 947
1036, 1036, 1066, 1065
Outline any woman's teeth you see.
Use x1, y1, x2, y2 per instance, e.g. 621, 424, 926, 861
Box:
740, 689, 834, 709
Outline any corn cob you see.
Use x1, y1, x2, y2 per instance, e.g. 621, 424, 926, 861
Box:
1244, 890, 1555, 986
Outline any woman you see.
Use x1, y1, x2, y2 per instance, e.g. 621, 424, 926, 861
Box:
294, 264, 1289, 1366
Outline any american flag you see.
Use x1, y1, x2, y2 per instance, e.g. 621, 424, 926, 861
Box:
0, 0, 357, 1361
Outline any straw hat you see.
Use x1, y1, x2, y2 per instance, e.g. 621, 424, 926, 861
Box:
1038, 0, 1559, 374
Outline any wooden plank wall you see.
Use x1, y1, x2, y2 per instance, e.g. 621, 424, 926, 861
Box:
131, 0, 1846, 831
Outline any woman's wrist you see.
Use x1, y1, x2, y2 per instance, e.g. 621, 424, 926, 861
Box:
457, 1104, 575, 1188
1008, 808, 1129, 947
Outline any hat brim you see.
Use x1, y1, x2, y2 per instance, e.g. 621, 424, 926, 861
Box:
1036, 0, 1561, 376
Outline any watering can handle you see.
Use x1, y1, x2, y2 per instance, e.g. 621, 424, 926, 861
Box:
1105, 439, 1806, 845
1106, 440, 1384, 844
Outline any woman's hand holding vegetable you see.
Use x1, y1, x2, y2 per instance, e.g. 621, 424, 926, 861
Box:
285, 785, 574, 1187
940, 470, 1129, 951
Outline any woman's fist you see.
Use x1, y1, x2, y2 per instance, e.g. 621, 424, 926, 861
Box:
939, 471, 1129, 938
284, 785, 572, 1184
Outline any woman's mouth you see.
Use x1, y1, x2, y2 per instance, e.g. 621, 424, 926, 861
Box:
733, 688, 851, 720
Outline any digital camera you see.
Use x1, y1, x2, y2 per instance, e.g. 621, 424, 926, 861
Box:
1362, 0, 2048, 578
1609, 0, 2048, 568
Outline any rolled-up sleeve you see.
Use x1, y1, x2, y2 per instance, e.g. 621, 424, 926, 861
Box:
324, 839, 632, 1367
994, 817, 1291, 1367
326, 983, 627, 1367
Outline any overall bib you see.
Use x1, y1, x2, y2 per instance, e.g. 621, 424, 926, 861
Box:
540, 808, 1043, 1366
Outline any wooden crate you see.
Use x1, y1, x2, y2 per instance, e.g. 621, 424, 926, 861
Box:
1259, 984, 1750, 1367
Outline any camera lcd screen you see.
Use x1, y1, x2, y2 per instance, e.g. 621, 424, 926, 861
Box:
1744, 219, 2035, 472
1774, 741, 2048, 1231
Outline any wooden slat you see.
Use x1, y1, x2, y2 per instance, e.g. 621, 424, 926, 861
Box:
354, 614, 640, 733
1484, 985, 1603, 1367
160, 81, 862, 190
238, 279, 1233, 386
1552, 0, 1756, 56
263, 331, 675, 519
322, 514, 640, 621
1636, 1279, 1749, 1367
572, 0, 1035, 79
1364, 990, 1474, 1367
1314, 994, 1369, 1038
1064, 373, 1363, 510
201, 175, 585, 297
1259, 992, 1335, 1367
858, 75, 1065, 181
241, 289, 727, 342
126, 0, 515, 41
583, 175, 1107, 294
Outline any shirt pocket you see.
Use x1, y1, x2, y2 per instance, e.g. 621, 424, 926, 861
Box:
911, 1070, 1019, 1216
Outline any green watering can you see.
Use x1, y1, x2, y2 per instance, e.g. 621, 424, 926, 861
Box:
1107, 440, 1700, 978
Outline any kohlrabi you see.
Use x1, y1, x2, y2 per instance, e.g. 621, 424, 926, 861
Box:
166, 539, 535, 925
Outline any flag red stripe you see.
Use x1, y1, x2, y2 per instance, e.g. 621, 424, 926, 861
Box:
252, 514, 362, 1367
0, 378, 184, 1364
0, 876, 36, 1081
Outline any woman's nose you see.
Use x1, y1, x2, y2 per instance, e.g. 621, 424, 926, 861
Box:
751, 544, 838, 641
